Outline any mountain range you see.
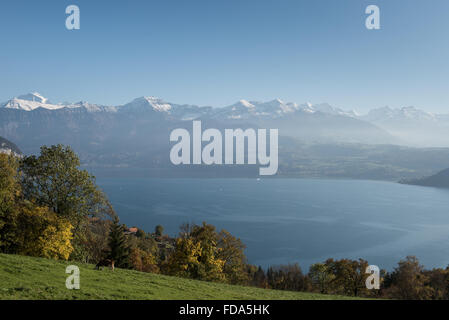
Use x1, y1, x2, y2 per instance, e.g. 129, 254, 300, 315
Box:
3, 92, 449, 147
0, 92, 396, 152
3, 93, 448, 141
2, 92, 356, 116
360, 106, 449, 147
1, 92, 449, 180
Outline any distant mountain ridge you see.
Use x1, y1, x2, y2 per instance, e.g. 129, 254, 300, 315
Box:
0, 92, 396, 150
3, 92, 446, 123
362, 106, 437, 122
7, 92, 449, 148
0, 92, 359, 118
360, 106, 449, 147
402, 168, 449, 188
1, 92, 449, 180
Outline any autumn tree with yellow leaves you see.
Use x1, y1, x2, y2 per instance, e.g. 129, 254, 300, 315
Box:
0, 153, 74, 260
17, 203, 73, 260
165, 222, 249, 283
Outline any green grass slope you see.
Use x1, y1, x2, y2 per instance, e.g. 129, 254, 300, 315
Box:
0, 253, 358, 300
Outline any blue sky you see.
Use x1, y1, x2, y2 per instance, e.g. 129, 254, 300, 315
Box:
0, 0, 448, 113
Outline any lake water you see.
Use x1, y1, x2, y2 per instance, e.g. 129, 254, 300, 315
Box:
96, 177, 449, 271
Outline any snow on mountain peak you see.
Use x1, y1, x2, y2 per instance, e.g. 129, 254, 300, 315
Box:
0, 93, 115, 112
3, 93, 439, 126
143, 96, 172, 112
364, 105, 435, 122
313, 103, 335, 113
264, 98, 284, 106
119, 96, 172, 113
237, 99, 255, 108
400, 106, 435, 120
17, 92, 48, 103
1, 92, 66, 111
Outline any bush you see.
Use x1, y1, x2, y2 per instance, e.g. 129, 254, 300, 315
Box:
17, 202, 74, 260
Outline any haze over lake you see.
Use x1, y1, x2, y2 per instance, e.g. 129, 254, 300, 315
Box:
96, 176, 449, 271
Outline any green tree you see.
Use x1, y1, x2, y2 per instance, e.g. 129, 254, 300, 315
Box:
127, 230, 159, 273
325, 258, 370, 297
0, 154, 21, 253
217, 229, 249, 284
165, 222, 225, 282
251, 265, 268, 288
165, 236, 202, 277
385, 256, 433, 299
19, 144, 115, 259
83, 217, 112, 264
309, 263, 335, 294
423, 268, 449, 300
108, 216, 130, 268
155, 225, 164, 237
20, 145, 113, 227
266, 264, 307, 292
0, 153, 74, 259
189, 222, 225, 282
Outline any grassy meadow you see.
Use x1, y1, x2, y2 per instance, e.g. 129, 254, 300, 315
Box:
0, 253, 359, 300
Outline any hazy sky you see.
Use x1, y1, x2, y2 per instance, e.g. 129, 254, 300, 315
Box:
0, 0, 448, 113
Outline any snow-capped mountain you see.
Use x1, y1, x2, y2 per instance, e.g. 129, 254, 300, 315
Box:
362, 106, 436, 122
2, 92, 449, 179
0, 93, 359, 119
0, 92, 399, 158
1, 93, 444, 124
72, 101, 117, 113
9, 91, 449, 151
204, 99, 359, 121
0, 92, 114, 112
358, 106, 449, 147
17, 92, 48, 104
117, 96, 213, 121
311, 103, 359, 117
1, 92, 65, 111
119, 96, 172, 113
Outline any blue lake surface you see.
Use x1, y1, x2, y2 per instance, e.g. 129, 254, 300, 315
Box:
96, 177, 449, 271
